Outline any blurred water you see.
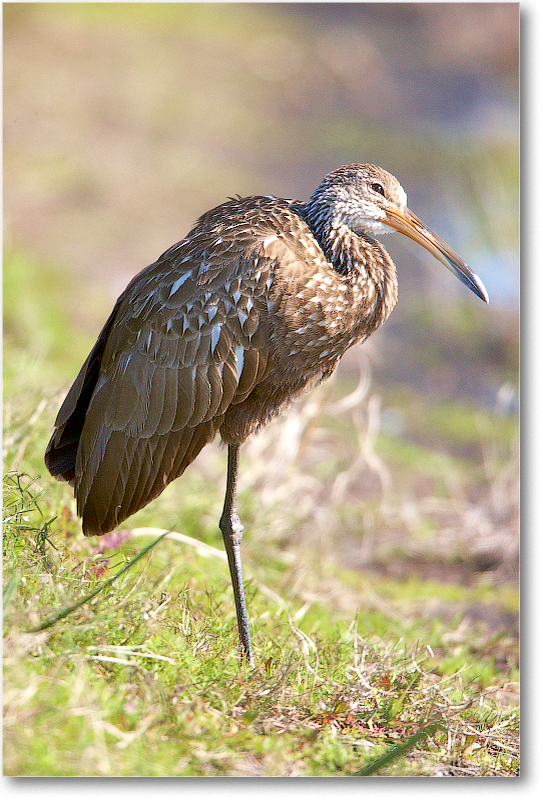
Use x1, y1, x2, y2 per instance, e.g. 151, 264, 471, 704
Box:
473, 249, 519, 307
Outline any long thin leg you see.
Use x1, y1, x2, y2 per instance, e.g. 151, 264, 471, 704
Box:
219, 443, 254, 666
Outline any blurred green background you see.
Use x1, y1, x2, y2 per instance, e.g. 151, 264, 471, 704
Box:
4, 2, 519, 383
4, 2, 518, 640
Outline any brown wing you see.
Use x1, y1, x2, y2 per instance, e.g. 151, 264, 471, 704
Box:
45, 197, 307, 534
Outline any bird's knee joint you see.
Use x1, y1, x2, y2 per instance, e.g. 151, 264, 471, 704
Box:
219, 512, 244, 546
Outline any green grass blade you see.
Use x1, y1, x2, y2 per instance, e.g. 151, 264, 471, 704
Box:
28, 531, 170, 632
355, 720, 444, 776
3, 572, 21, 619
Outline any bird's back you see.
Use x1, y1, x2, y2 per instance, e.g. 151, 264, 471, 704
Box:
46, 195, 389, 534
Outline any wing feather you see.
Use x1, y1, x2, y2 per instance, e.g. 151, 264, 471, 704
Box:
46, 195, 323, 533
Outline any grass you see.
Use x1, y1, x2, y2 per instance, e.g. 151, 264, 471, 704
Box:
2, 469, 519, 776
3, 248, 519, 775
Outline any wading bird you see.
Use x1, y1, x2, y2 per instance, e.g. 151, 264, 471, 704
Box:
45, 164, 488, 665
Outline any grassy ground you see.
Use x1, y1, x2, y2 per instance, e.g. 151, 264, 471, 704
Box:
3, 250, 519, 777
3, 470, 519, 777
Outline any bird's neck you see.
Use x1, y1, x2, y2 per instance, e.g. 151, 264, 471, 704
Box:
302, 201, 396, 286
298, 200, 399, 337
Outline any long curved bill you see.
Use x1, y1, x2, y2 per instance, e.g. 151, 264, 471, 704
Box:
384, 207, 489, 303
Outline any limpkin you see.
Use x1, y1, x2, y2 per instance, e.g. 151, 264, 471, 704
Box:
45, 164, 488, 664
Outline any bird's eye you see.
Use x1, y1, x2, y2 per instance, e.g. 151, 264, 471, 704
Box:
370, 183, 386, 197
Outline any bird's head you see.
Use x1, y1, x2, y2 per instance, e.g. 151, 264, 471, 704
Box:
306, 164, 489, 303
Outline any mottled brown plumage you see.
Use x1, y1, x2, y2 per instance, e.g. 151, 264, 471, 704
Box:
45, 164, 488, 663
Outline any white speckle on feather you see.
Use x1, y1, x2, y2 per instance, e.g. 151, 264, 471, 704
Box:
210, 325, 221, 352
168, 272, 191, 297
235, 346, 245, 380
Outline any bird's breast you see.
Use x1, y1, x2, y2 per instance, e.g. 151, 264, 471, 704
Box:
267, 259, 389, 375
